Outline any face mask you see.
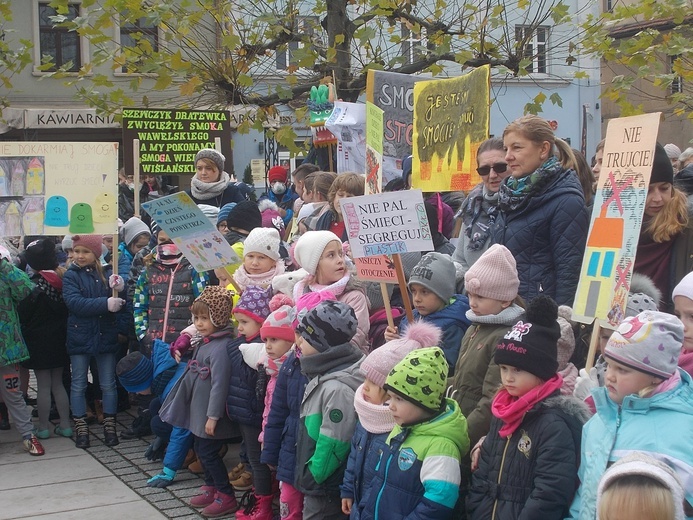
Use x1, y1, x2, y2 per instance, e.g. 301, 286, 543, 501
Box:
157, 243, 182, 264
271, 182, 286, 195
127, 183, 135, 191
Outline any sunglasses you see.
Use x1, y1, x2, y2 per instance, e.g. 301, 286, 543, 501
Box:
476, 163, 508, 176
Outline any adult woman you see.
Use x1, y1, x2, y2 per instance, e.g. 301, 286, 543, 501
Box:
453, 138, 511, 285
186, 149, 248, 207
491, 115, 589, 306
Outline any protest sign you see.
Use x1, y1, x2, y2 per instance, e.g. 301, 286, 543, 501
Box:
0, 142, 118, 236
142, 191, 240, 272
412, 65, 489, 192
340, 190, 433, 258
365, 102, 384, 195
354, 255, 398, 283
325, 101, 367, 174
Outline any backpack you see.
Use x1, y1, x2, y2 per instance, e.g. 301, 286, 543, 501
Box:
368, 307, 405, 351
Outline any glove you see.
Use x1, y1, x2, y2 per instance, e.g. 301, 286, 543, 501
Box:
147, 467, 176, 488
145, 436, 167, 461
573, 367, 599, 400
170, 333, 192, 358
108, 274, 125, 291
107, 297, 125, 312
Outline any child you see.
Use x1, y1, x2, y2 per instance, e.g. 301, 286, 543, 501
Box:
0, 250, 45, 455
233, 227, 285, 291
597, 452, 686, 520
467, 295, 590, 520
118, 216, 151, 282
672, 272, 693, 375
294, 301, 364, 519
386, 252, 471, 373
293, 230, 370, 353
159, 286, 238, 517
360, 346, 469, 519
63, 234, 125, 449
567, 310, 693, 519
341, 321, 442, 519
314, 172, 365, 241
61, 235, 74, 266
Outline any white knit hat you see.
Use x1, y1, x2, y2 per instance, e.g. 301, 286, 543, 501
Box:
672, 271, 693, 300
465, 244, 519, 301
244, 227, 281, 261
294, 230, 341, 275
663, 143, 682, 160
198, 204, 220, 225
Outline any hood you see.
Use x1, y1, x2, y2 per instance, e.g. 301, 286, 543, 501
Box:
391, 398, 468, 454
432, 294, 472, 324
539, 394, 593, 424
319, 356, 364, 391
674, 164, 693, 196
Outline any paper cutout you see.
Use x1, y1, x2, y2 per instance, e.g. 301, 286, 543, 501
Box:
93, 192, 117, 223
44, 195, 70, 226
69, 203, 95, 233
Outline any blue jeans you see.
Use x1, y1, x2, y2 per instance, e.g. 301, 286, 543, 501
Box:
70, 353, 117, 417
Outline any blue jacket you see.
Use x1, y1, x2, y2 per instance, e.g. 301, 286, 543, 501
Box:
567, 369, 693, 520
261, 351, 308, 484
63, 263, 121, 356
491, 168, 588, 306
226, 333, 264, 427
341, 422, 390, 520
400, 294, 471, 375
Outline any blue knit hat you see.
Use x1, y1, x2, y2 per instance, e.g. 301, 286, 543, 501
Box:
116, 352, 153, 393
218, 202, 237, 226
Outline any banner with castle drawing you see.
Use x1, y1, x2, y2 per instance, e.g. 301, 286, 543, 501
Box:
411, 65, 489, 192
142, 191, 240, 272
572, 113, 661, 326
0, 142, 119, 237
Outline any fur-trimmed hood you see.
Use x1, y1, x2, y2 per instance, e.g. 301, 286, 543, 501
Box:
629, 272, 662, 307
539, 393, 593, 424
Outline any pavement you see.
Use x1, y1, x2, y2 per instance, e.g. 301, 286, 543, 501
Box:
0, 400, 245, 520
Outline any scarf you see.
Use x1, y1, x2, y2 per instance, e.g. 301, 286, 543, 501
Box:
649, 370, 681, 397
265, 352, 288, 377
299, 342, 363, 380
156, 243, 183, 266
190, 171, 231, 201
353, 383, 395, 434
293, 271, 351, 302
498, 156, 562, 212
465, 303, 524, 325
492, 374, 564, 438
233, 261, 286, 291
464, 186, 500, 251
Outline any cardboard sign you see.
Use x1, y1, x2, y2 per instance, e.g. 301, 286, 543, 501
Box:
354, 255, 398, 282
122, 108, 233, 176
142, 192, 240, 272
412, 65, 490, 192
0, 142, 118, 236
325, 101, 367, 175
340, 190, 433, 258
572, 112, 661, 326
365, 102, 384, 195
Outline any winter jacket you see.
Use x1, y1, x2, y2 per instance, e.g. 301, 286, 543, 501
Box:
117, 242, 135, 284
294, 358, 363, 496
186, 183, 249, 208
226, 333, 264, 428
19, 271, 69, 370
491, 168, 589, 306
159, 328, 235, 439
261, 351, 309, 484
63, 263, 121, 357
567, 369, 693, 520
315, 210, 348, 242
361, 399, 470, 520
0, 259, 34, 367
340, 422, 390, 520
467, 393, 591, 520
399, 294, 471, 374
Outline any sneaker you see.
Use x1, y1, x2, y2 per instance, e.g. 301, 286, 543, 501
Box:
35, 429, 50, 439
228, 462, 246, 481
190, 486, 217, 508
23, 435, 45, 456
230, 471, 254, 491
201, 491, 239, 518
54, 426, 73, 437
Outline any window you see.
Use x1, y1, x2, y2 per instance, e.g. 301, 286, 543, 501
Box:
671, 56, 682, 94
38, 2, 80, 71
401, 26, 426, 65
515, 26, 548, 74
604, 0, 613, 12
119, 17, 159, 72
276, 16, 321, 71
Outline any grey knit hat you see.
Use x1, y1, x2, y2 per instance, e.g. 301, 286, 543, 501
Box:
408, 252, 455, 303
297, 300, 358, 352
195, 148, 225, 173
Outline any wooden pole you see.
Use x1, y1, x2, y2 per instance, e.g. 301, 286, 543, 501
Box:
111, 233, 119, 298
380, 282, 394, 328
393, 253, 414, 322
585, 320, 601, 371
133, 139, 140, 218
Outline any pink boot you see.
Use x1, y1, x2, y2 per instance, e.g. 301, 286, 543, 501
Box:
190, 485, 216, 508
236, 494, 274, 520
201, 491, 239, 518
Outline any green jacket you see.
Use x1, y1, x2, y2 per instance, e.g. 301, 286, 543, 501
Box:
0, 260, 35, 366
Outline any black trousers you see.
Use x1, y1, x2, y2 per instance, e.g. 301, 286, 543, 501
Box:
194, 435, 232, 495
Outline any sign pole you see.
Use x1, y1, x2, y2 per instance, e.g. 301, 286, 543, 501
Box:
393, 254, 414, 322
379, 282, 394, 328
111, 234, 119, 297
133, 138, 140, 218
585, 320, 601, 371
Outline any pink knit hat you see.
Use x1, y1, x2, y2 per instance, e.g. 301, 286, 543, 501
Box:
261, 304, 295, 342
361, 321, 442, 388
72, 234, 104, 258
464, 244, 519, 301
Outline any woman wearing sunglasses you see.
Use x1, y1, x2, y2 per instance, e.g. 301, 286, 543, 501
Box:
490, 115, 589, 306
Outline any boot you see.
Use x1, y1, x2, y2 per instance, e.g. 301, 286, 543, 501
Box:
235, 494, 274, 520
190, 485, 217, 508
103, 414, 119, 447
94, 400, 105, 424
201, 491, 239, 518
74, 416, 90, 449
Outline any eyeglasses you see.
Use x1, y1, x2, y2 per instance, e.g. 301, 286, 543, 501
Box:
476, 163, 508, 176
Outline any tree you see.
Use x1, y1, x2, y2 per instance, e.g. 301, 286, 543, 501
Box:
0, 0, 32, 111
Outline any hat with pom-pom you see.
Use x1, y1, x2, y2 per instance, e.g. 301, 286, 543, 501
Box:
294, 230, 342, 275
495, 295, 561, 380
259, 199, 286, 234
556, 305, 576, 371
244, 227, 281, 261
361, 321, 442, 388
233, 285, 273, 324
261, 305, 295, 343
385, 346, 448, 413
464, 244, 519, 302
626, 273, 661, 317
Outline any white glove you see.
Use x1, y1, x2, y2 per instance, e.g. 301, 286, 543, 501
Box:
108, 274, 125, 291
573, 367, 599, 400
107, 297, 125, 313
239, 342, 267, 369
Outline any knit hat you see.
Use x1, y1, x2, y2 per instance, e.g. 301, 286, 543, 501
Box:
195, 285, 234, 328
408, 252, 455, 303
233, 285, 273, 324
401, 155, 413, 185
72, 234, 103, 258
116, 351, 153, 393
244, 227, 281, 261
268, 165, 288, 184
259, 199, 285, 234
121, 216, 151, 247
25, 238, 58, 271
663, 143, 682, 160
261, 305, 295, 342
651, 143, 674, 185
198, 204, 220, 224
0, 244, 10, 261
297, 300, 358, 352
596, 452, 685, 520
361, 321, 442, 388
218, 202, 237, 226
195, 148, 225, 173
672, 271, 693, 300
626, 273, 661, 317
464, 244, 519, 301
557, 306, 576, 371
294, 230, 342, 275
385, 346, 448, 413
604, 310, 683, 379
61, 235, 73, 251
226, 200, 262, 232
495, 295, 561, 380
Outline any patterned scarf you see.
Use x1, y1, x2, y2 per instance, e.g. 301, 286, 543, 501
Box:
498, 156, 562, 212
190, 171, 231, 200
353, 383, 395, 434
292, 271, 351, 302
464, 186, 501, 251
233, 261, 286, 291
